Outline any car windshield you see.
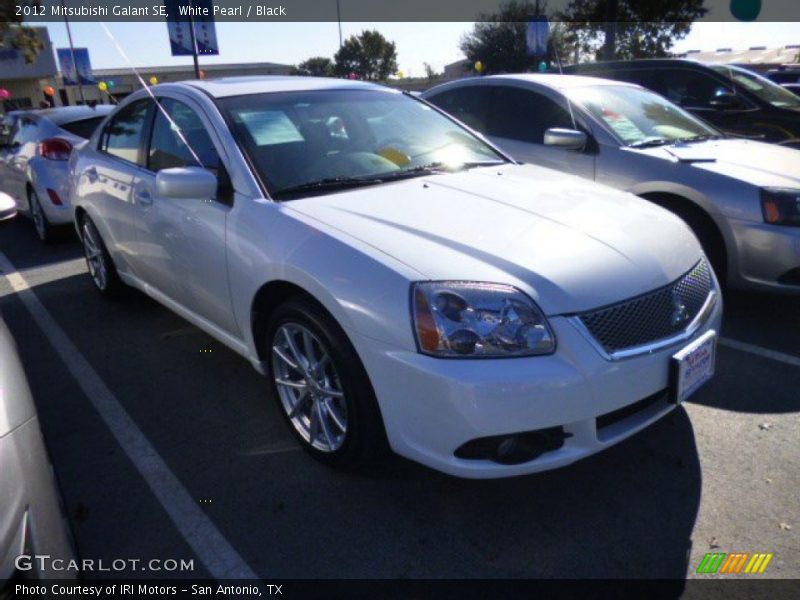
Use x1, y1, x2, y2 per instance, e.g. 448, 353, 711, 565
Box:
566, 84, 719, 147
219, 89, 506, 198
711, 65, 800, 110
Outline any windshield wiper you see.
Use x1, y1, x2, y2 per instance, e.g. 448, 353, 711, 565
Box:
628, 137, 671, 148
673, 134, 725, 144
380, 160, 506, 181
272, 176, 385, 199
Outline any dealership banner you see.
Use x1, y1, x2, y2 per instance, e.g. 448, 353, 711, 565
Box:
14, 0, 800, 22
164, 0, 219, 56
56, 47, 97, 85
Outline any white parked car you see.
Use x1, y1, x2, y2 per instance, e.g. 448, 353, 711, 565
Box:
423, 75, 800, 292
68, 77, 721, 478
0, 105, 113, 243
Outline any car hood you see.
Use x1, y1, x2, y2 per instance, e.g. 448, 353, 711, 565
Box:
631, 138, 800, 188
286, 164, 703, 315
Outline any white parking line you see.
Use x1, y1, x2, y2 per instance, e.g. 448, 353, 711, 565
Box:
0, 252, 258, 580
719, 336, 800, 369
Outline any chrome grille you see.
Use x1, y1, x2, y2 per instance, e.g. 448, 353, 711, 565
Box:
577, 260, 713, 354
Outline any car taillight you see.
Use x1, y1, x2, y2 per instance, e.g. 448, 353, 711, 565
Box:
40, 138, 72, 161
46, 189, 63, 206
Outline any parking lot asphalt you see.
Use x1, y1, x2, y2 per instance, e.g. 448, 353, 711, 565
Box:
0, 216, 798, 582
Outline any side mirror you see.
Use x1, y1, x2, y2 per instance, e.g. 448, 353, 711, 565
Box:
544, 128, 588, 151
709, 92, 746, 111
155, 167, 217, 200
0, 192, 17, 223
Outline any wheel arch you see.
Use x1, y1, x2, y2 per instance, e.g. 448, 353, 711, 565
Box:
637, 190, 731, 281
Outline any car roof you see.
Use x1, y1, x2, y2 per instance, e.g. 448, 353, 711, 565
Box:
564, 58, 711, 71
180, 75, 394, 98
11, 105, 114, 125
424, 73, 639, 96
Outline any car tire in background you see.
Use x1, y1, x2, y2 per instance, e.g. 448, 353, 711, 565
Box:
79, 214, 126, 299
265, 296, 389, 469
29, 189, 54, 245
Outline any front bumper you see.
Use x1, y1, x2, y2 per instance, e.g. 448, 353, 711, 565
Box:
355, 299, 722, 479
728, 218, 800, 292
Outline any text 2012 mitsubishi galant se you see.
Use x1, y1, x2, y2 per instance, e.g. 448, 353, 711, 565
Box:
68, 77, 721, 478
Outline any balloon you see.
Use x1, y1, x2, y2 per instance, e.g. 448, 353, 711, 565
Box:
347, 72, 357, 80
0, 88, 10, 100
107, 80, 115, 88
396, 70, 405, 79
538, 61, 548, 72
474, 61, 484, 74
43, 86, 55, 96
149, 76, 158, 85
730, 0, 761, 21
98, 81, 108, 91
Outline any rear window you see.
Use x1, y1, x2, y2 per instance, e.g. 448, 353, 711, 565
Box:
60, 116, 106, 139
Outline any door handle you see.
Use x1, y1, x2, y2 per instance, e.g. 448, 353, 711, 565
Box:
134, 187, 153, 206
85, 167, 98, 182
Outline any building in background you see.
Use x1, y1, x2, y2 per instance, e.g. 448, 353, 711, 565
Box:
66, 61, 293, 105
675, 44, 800, 72
0, 28, 60, 112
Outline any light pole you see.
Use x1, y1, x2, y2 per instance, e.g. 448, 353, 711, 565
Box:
336, 0, 343, 48
60, 0, 85, 104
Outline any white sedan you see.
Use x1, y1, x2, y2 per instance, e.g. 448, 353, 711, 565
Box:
68, 77, 721, 478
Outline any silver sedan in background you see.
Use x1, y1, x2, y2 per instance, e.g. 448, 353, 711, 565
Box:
0, 313, 75, 584
0, 105, 113, 243
423, 75, 800, 293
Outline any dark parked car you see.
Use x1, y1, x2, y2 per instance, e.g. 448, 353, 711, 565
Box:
564, 59, 800, 148
765, 66, 800, 85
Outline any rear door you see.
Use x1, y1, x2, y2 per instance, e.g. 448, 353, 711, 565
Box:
76, 98, 153, 277
132, 95, 236, 334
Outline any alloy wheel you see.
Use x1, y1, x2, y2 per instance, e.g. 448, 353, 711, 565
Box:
82, 221, 108, 291
271, 323, 348, 452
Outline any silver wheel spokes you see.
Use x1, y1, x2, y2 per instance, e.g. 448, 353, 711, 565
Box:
271, 323, 347, 452
82, 223, 107, 290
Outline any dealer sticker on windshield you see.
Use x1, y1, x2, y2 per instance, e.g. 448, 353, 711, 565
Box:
670, 330, 717, 404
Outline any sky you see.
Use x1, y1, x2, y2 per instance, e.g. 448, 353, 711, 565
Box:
40, 21, 800, 79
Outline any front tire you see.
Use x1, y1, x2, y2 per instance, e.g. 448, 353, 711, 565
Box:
80, 215, 125, 299
265, 297, 388, 468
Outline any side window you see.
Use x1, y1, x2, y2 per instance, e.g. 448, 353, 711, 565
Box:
10, 117, 38, 146
147, 98, 220, 173
101, 100, 151, 165
427, 87, 491, 133
641, 69, 733, 110
488, 86, 575, 143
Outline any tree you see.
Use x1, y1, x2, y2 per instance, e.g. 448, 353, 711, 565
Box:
334, 30, 398, 81
559, 0, 707, 60
459, 1, 580, 75
292, 57, 334, 77
0, 0, 44, 63
423, 62, 440, 82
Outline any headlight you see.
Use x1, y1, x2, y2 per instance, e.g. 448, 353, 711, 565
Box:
411, 282, 556, 358
761, 188, 800, 227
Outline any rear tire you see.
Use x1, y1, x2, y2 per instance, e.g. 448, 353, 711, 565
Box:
265, 296, 388, 469
29, 189, 55, 244
79, 215, 125, 299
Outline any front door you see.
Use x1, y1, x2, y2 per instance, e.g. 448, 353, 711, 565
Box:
132, 96, 237, 334
485, 85, 595, 180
